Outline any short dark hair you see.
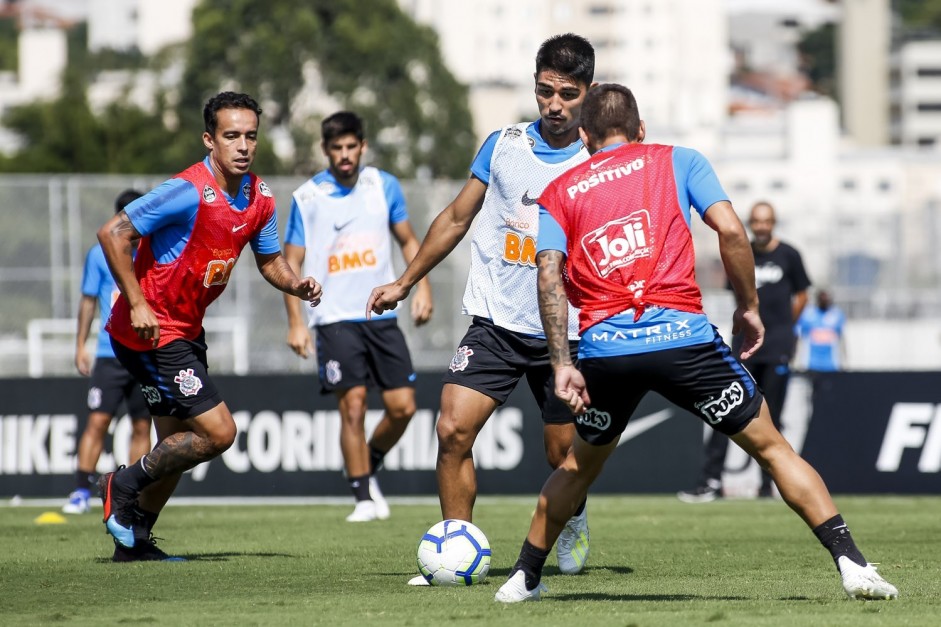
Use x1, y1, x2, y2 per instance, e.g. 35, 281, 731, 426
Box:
535, 33, 595, 86
321, 111, 365, 144
580, 84, 642, 142
203, 91, 262, 136
114, 189, 143, 214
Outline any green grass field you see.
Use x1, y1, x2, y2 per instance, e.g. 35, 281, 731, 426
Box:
0, 495, 937, 626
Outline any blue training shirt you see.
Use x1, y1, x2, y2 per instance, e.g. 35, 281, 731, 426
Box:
123, 157, 281, 264
81, 244, 121, 358
470, 120, 583, 185
538, 144, 729, 359
283, 168, 408, 247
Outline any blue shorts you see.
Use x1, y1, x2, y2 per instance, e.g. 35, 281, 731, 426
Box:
577, 329, 763, 445
87, 357, 150, 420
111, 332, 223, 420
315, 319, 415, 394
442, 317, 579, 425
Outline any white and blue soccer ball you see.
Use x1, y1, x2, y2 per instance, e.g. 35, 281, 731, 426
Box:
416, 519, 491, 586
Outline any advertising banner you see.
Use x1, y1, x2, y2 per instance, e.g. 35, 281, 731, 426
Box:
801, 372, 941, 494
0, 374, 703, 498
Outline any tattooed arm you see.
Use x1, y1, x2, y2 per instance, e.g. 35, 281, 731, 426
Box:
97, 211, 160, 346
537, 249, 590, 414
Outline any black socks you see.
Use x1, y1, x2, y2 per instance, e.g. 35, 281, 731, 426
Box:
348, 474, 371, 501
75, 470, 95, 492
813, 514, 867, 568
368, 446, 386, 476
511, 539, 550, 590
118, 458, 158, 493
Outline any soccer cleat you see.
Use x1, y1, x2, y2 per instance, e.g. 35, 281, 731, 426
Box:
62, 488, 91, 514
838, 556, 898, 600
345, 500, 379, 522
677, 479, 722, 504
494, 570, 547, 603
407, 575, 431, 586
112, 535, 186, 563
97, 468, 142, 548
557, 508, 590, 575
369, 476, 390, 520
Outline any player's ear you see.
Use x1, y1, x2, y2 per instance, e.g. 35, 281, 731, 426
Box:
578, 126, 590, 149
202, 131, 213, 152
637, 120, 646, 143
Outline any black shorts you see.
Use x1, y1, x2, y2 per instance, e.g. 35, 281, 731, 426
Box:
87, 357, 150, 420
442, 317, 578, 425
111, 332, 223, 420
577, 330, 764, 445
315, 319, 416, 394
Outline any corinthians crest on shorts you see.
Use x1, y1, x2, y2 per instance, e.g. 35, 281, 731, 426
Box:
325, 360, 342, 385
449, 346, 474, 373
174, 368, 203, 397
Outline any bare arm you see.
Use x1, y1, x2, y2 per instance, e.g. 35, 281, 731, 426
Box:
390, 219, 433, 325
702, 201, 764, 360
97, 211, 160, 346
280, 244, 314, 358
75, 295, 97, 376
537, 249, 589, 414
792, 290, 809, 323
255, 250, 322, 306
367, 177, 486, 316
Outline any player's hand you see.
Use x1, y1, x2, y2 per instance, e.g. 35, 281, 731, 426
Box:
410, 283, 433, 326
129, 302, 160, 348
295, 277, 322, 307
75, 349, 92, 377
733, 307, 764, 360
366, 281, 410, 319
286, 324, 313, 359
554, 364, 590, 415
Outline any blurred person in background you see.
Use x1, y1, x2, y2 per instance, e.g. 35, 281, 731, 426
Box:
63, 190, 151, 515
679, 200, 810, 502
368, 33, 596, 582
797, 288, 845, 373
95, 91, 322, 561
282, 110, 432, 523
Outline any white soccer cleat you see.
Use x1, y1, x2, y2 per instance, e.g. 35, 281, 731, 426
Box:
557, 508, 590, 574
62, 488, 91, 515
369, 476, 390, 520
407, 575, 430, 586
838, 556, 899, 600
345, 500, 379, 522
494, 570, 547, 603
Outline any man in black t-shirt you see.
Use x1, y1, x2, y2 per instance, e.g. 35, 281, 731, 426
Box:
679, 201, 810, 502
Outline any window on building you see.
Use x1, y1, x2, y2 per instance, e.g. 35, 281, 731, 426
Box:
732, 181, 750, 192
917, 137, 937, 147
916, 102, 941, 112
841, 179, 856, 190
588, 5, 617, 15
770, 180, 787, 190
878, 180, 892, 192
916, 68, 941, 77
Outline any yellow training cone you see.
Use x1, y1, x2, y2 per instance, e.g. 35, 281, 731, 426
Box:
35, 512, 67, 525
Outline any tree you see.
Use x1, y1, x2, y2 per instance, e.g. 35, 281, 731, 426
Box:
177, 0, 475, 178
0, 1, 475, 177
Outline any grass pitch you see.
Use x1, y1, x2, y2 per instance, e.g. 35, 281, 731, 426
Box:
0, 495, 937, 626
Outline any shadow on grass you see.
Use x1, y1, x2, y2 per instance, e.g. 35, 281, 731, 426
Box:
94, 551, 298, 563
486, 565, 635, 578
553, 593, 750, 602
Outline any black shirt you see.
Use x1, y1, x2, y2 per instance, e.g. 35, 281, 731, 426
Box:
732, 240, 811, 365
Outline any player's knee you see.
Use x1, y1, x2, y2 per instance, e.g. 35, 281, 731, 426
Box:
387, 400, 416, 423
207, 422, 237, 453
436, 417, 475, 453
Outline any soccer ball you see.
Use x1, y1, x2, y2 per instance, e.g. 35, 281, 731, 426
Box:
416, 519, 492, 586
